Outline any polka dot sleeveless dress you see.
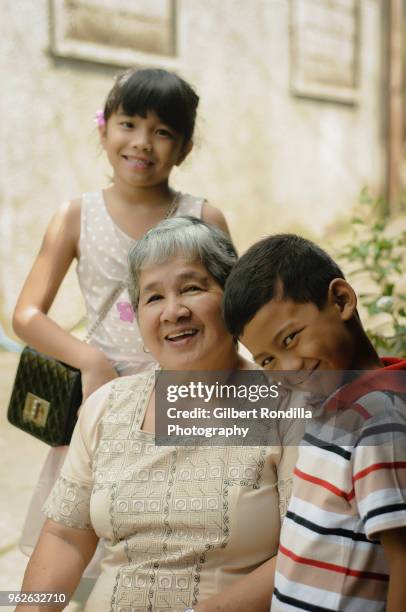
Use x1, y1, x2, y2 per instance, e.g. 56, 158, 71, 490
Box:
77, 190, 204, 374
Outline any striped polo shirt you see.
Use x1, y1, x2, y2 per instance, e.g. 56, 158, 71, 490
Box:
272, 358, 406, 611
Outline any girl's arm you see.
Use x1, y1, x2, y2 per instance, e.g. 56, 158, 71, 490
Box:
195, 556, 276, 612
12, 200, 118, 399
16, 518, 98, 612
201, 203, 230, 236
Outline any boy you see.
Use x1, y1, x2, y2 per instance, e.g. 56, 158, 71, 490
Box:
223, 234, 406, 611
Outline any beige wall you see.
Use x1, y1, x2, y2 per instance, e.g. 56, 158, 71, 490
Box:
0, 0, 385, 330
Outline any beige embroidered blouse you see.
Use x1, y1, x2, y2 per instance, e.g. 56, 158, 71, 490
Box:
44, 371, 297, 611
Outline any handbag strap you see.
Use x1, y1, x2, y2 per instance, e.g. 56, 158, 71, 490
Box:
83, 282, 126, 343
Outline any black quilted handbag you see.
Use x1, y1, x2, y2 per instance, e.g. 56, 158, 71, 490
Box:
7, 346, 82, 446
7, 283, 125, 446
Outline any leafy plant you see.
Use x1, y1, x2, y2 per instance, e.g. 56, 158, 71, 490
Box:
337, 188, 406, 356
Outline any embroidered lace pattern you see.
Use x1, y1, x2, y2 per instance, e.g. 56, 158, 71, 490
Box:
43, 475, 93, 530
44, 372, 294, 610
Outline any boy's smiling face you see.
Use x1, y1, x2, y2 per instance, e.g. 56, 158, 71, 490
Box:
240, 279, 357, 376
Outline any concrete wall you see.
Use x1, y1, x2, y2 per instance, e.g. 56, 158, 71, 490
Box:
0, 0, 385, 329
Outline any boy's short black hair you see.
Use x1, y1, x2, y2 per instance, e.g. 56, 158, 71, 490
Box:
223, 233, 346, 337
103, 68, 199, 143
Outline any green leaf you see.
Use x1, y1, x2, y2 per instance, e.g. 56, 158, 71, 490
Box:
366, 302, 381, 315
372, 222, 386, 233
359, 188, 372, 204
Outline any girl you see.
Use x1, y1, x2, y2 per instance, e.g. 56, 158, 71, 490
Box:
12, 68, 229, 559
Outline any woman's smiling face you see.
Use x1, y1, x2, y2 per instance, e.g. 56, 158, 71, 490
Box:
137, 257, 235, 371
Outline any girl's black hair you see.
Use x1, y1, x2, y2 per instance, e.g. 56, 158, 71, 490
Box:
103, 68, 199, 142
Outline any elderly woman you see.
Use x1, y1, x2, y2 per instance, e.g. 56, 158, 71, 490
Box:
18, 218, 296, 612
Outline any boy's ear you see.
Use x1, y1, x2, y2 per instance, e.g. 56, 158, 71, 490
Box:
328, 278, 357, 321
175, 139, 193, 166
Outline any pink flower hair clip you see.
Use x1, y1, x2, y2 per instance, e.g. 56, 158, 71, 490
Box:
95, 109, 106, 127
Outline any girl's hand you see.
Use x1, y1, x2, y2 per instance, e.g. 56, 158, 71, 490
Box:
80, 350, 119, 401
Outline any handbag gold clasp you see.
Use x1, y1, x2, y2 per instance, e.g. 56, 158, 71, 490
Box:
23, 393, 50, 427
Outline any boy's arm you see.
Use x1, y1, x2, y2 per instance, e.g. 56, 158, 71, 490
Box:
379, 527, 406, 612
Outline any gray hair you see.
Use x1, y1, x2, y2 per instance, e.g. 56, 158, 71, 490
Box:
128, 216, 237, 309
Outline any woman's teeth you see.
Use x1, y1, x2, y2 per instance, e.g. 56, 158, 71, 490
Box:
167, 329, 198, 341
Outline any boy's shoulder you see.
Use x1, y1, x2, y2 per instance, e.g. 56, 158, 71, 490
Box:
350, 357, 406, 422
321, 358, 406, 447
330, 357, 406, 412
